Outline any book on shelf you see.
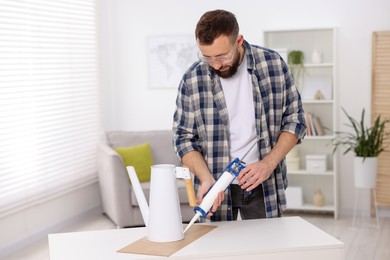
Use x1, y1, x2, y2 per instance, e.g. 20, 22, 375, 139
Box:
304, 112, 325, 136
309, 113, 317, 136
305, 113, 312, 136
313, 116, 325, 136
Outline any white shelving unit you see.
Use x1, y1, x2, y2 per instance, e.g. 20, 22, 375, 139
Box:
263, 28, 338, 218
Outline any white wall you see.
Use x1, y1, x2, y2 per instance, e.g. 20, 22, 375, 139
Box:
99, 0, 390, 216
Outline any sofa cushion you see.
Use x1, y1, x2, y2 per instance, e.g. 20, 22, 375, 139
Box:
114, 143, 153, 182
107, 131, 181, 166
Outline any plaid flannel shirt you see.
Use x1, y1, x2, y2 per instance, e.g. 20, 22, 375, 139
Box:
173, 40, 306, 221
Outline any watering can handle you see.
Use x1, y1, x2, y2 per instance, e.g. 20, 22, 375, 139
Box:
184, 179, 197, 207
175, 167, 197, 208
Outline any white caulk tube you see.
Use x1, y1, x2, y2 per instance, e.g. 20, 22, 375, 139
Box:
193, 170, 236, 217
184, 158, 244, 233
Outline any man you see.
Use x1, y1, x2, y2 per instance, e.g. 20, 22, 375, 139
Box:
173, 9, 306, 221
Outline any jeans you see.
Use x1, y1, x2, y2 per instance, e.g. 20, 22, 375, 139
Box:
231, 184, 266, 220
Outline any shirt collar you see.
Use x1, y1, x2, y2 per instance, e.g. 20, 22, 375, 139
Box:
242, 40, 256, 71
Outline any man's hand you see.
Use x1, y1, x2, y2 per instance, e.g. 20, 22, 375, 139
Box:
196, 177, 224, 216
238, 132, 299, 191
237, 160, 274, 191
182, 150, 224, 216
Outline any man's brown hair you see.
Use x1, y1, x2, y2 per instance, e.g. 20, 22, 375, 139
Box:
195, 9, 239, 45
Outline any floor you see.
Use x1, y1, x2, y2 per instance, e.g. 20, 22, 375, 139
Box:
3, 213, 390, 260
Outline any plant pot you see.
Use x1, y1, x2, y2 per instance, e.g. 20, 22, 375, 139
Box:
353, 157, 378, 189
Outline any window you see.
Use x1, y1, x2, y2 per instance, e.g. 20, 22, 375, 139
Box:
0, 0, 102, 217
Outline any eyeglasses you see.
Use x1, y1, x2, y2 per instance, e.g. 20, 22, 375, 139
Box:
198, 42, 237, 64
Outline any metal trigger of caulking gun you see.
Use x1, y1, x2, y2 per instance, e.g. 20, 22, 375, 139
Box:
240, 136, 268, 164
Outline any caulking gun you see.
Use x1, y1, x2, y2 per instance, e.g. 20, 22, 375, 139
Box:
184, 137, 268, 233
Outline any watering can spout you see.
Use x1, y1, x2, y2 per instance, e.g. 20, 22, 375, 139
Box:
126, 166, 150, 226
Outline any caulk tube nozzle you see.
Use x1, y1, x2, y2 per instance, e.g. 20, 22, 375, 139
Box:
183, 211, 202, 234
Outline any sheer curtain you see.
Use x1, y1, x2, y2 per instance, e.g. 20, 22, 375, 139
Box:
0, 0, 102, 218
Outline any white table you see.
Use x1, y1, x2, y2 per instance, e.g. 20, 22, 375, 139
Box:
48, 216, 344, 259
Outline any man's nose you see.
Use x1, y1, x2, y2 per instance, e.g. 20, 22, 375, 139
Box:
209, 61, 223, 70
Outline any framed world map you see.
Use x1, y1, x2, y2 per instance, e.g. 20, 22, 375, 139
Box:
147, 35, 198, 89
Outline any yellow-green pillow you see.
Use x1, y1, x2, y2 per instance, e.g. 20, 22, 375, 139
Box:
114, 143, 153, 182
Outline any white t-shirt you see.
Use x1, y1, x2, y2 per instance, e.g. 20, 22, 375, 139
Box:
220, 55, 259, 183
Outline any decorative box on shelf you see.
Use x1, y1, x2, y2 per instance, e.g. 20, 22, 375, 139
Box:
286, 147, 300, 170
285, 186, 303, 207
306, 155, 327, 172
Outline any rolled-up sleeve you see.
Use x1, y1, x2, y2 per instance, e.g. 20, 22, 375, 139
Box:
280, 59, 306, 142
172, 79, 202, 159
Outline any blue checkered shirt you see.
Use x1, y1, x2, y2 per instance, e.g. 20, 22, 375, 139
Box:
173, 40, 306, 221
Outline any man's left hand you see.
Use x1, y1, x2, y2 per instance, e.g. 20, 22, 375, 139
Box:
237, 160, 274, 191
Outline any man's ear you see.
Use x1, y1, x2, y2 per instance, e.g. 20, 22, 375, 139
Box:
237, 34, 244, 45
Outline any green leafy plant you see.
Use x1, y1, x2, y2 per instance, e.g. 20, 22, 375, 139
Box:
287, 50, 304, 88
332, 107, 390, 159
288, 50, 304, 65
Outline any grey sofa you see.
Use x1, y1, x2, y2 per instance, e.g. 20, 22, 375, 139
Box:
97, 130, 195, 228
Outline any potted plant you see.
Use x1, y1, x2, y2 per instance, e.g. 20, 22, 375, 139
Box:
332, 107, 390, 188
288, 50, 305, 91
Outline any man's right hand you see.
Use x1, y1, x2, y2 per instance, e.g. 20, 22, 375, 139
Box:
197, 178, 224, 216
182, 151, 224, 216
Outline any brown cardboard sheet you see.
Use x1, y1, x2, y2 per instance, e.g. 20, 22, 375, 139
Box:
118, 225, 217, 257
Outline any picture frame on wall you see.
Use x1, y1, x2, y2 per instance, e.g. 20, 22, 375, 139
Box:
147, 35, 197, 89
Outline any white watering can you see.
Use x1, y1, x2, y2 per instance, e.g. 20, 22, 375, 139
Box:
126, 164, 196, 242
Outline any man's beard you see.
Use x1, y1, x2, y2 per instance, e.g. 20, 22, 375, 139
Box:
213, 49, 241, 78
